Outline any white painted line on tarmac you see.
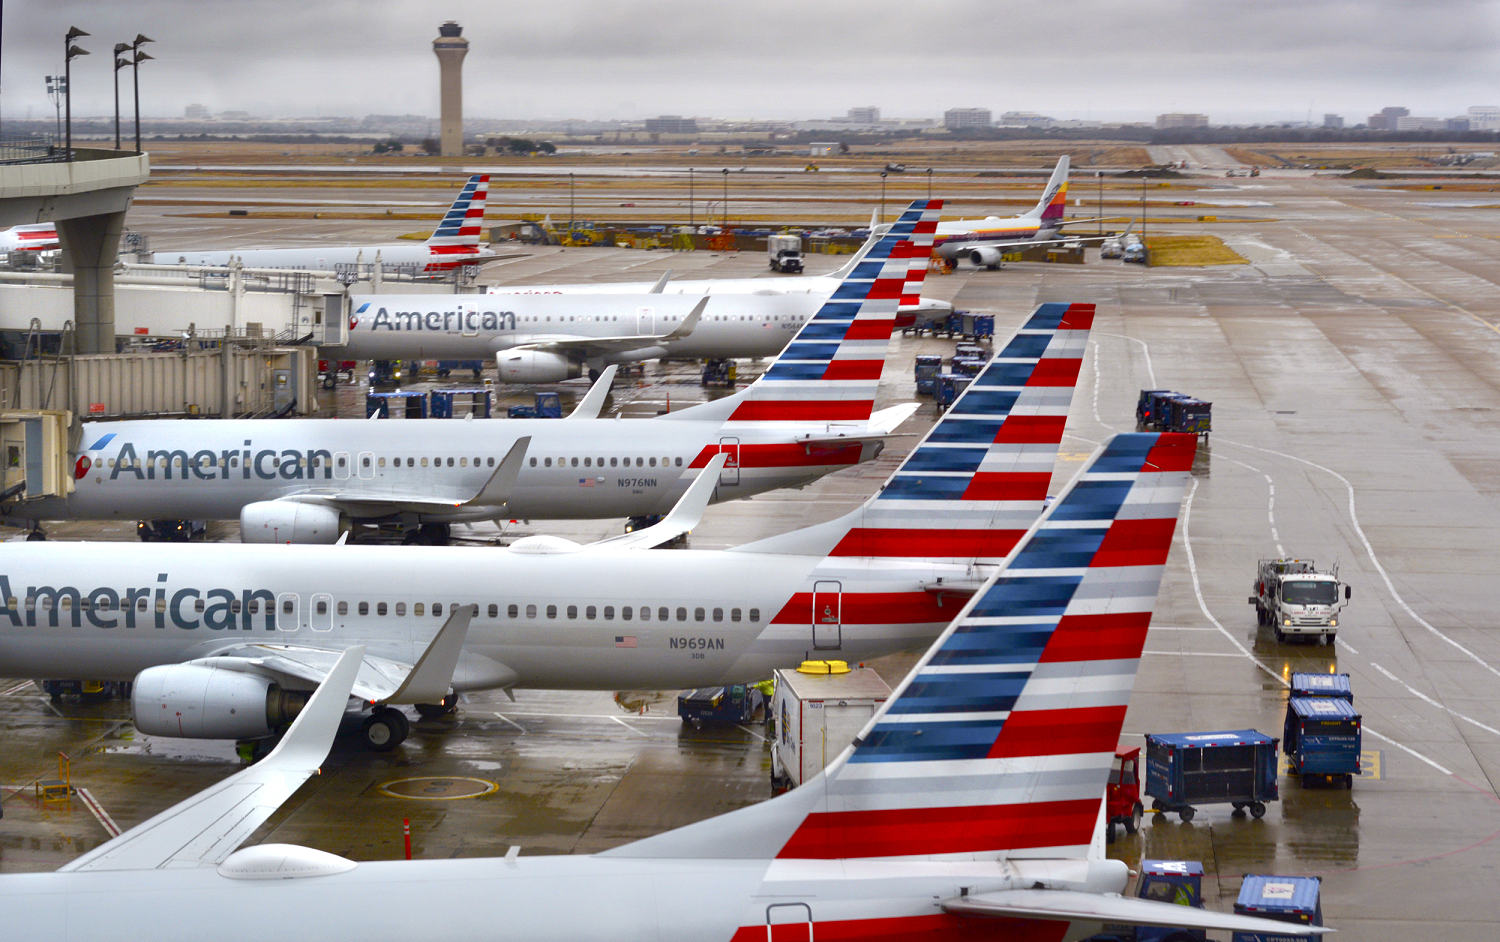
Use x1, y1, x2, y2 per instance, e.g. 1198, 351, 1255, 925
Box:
609, 716, 650, 738
1142, 650, 1247, 657
1370, 661, 1500, 738
1, 680, 35, 696
75, 786, 122, 838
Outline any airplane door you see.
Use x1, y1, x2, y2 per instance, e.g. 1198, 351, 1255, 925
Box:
275, 592, 301, 632
310, 593, 332, 631
717, 437, 741, 486
765, 903, 813, 942
333, 452, 351, 481
811, 580, 842, 651
357, 451, 376, 480
635, 306, 654, 334
462, 300, 479, 337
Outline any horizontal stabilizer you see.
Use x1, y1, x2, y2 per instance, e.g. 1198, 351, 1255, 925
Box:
589, 453, 728, 550
58, 647, 364, 872
942, 889, 1330, 935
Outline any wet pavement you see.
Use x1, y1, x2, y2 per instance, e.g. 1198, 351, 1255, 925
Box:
9, 169, 1500, 938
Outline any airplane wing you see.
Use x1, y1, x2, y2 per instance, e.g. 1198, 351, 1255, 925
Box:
588, 453, 727, 550
193, 603, 478, 704
57, 647, 364, 873
565, 365, 618, 419
277, 436, 529, 516
941, 889, 1331, 936
502, 295, 708, 360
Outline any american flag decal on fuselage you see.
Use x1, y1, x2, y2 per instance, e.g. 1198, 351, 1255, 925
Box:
774, 432, 1197, 861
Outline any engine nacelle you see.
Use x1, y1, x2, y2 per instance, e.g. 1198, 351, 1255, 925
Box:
496, 350, 582, 384
132, 664, 309, 740
240, 500, 342, 544
966, 246, 1004, 268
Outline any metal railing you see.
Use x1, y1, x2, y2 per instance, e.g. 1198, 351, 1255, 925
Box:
0, 136, 68, 164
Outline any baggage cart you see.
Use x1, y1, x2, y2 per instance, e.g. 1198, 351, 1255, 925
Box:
1231, 875, 1322, 942
677, 684, 763, 729
1283, 697, 1360, 788
914, 355, 943, 395
1145, 730, 1279, 821
1289, 672, 1352, 702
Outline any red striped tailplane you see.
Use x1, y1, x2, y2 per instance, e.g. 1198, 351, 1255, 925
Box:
716, 200, 940, 428
422, 174, 489, 270
734, 301, 1093, 565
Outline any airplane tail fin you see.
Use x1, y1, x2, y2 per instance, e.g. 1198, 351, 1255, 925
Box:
1024, 156, 1070, 226
423, 174, 490, 250
607, 431, 1197, 862
734, 301, 1094, 564
671, 200, 939, 431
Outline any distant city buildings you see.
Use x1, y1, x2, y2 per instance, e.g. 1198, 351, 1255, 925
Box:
644, 115, 698, 134
943, 107, 992, 130
1366, 106, 1409, 130
1323, 113, 1344, 129
184, 103, 210, 120
1468, 106, 1500, 131
1156, 113, 1209, 129
846, 106, 879, 124
999, 111, 1052, 128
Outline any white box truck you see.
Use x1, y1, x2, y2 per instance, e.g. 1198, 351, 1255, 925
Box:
767, 233, 804, 273
770, 661, 891, 793
1249, 557, 1351, 644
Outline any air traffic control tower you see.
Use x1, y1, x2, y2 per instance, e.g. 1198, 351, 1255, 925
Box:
433, 21, 468, 157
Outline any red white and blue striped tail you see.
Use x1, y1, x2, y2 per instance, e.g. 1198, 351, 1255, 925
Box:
774, 432, 1197, 861
720, 199, 941, 427
737, 302, 1092, 563
423, 174, 489, 249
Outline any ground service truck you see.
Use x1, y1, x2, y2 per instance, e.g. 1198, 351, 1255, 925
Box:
1249, 558, 1351, 644
770, 660, 890, 793
767, 233, 805, 272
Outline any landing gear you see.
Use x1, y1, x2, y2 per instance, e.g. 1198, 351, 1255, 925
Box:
25, 526, 45, 542
361, 706, 411, 751
402, 523, 452, 546
415, 694, 460, 720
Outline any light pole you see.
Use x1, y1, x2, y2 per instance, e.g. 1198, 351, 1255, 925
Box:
45, 75, 66, 143
880, 170, 888, 223
568, 172, 575, 237
688, 167, 694, 231
1140, 176, 1147, 249
64, 27, 90, 157
129, 35, 154, 153
926, 167, 933, 200
113, 43, 131, 149
720, 168, 728, 230
1097, 171, 1103, 237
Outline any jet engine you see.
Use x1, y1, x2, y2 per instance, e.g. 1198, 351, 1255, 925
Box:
496, 350, 582, 384
966, 246, 1004, 269
240, 500, 342, 544
132, 664, 310, 739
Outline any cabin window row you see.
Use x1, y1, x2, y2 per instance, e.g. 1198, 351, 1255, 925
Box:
530, 456, 683, 469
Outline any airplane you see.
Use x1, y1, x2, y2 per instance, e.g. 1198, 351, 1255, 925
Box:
144, 175, 497, 274
6, 201, 943, 545
934, 155, 1102, 269
484, 213, 953, 322
0, 431, 1322, 942
0, 299, 1094, 751
0, 222, 59, 254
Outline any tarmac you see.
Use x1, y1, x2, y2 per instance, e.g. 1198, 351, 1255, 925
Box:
7, 165, 1500, 938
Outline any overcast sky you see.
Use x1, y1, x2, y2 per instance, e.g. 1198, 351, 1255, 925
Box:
4, 0, 1498, 126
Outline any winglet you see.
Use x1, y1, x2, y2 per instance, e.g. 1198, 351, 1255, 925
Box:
462, 435, 530, 507
385, 606, 476, 705
58, 646, 365, 873
566, 366, 617, 419
649, 270, 672, 294
587, 453, 728, 550
663, 295, 708, 341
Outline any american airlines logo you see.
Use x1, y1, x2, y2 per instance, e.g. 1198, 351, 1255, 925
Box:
106, 441, 337, 482
357, 303, 517, 332
0, 574, 276, 632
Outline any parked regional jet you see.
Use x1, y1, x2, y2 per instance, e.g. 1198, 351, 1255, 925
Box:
7, 202, 943, 544
935, 155, 1097, 268
0, 223, 59, 253
0, 432, 1319, 942
0, 300, 1094, 750
146, 175, 495, 274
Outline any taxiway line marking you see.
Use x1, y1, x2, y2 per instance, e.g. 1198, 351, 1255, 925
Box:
75, 786, 122, 838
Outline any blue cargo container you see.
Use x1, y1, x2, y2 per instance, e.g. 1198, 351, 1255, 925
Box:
914, 355, 943, 395
1289, 672, 1353, 701
1165, 397, 1212, 438
935, 373, 973, 410
973, 314, 995, 340
1145, 730, 1279, 821
1231, 875, 1322, 942
1283, 697, 1360, 788
365, 390, 429, 419
430, 387, 492, 419
1083, 860, 1207, 942
1136, 389, 1183, 427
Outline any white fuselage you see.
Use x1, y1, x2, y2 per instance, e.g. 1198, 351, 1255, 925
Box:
13, 412, 877, 526
337, 291, 810, 361
2, 857, 1116, 942
0, 542, 961, 691
148, 242, 481, 273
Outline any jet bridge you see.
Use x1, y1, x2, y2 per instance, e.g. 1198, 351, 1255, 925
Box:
0, 410, 73, 504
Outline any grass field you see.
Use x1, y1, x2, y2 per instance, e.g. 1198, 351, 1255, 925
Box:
1145, 235, 1248, 267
